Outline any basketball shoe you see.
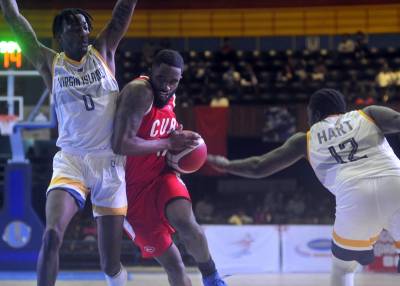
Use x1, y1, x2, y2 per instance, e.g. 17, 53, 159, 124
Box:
202, 271, 228, 286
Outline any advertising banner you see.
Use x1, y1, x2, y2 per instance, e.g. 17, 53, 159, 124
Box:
203, 225, 280, 274
281, 225, 332, 272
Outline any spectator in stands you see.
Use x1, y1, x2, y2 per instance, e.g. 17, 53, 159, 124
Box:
286, 192, 306, 222
277, 57, 295, 82
355, 30, 369, 58
376, 62, 395, 88
194, 61, 209, 83
376, 61, 397, 102
338, 34, 356, 53
294, 59, 308, 81
194, 195, 215, 224
223, 63, 241, 95
311, 61, 327, 81
210, 89, 229, 107
354, 83, 377, 106
240, 63, 258, 92
228, 209, 254, 225
262, 107, 296, 142
253, 206, 273, 224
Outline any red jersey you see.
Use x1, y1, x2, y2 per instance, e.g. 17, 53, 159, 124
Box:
125, 76, 178, 189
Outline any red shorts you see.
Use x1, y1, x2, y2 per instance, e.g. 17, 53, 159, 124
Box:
123, 172, 191, 258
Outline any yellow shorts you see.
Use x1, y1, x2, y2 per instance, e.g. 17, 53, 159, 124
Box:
47, 150, 127, 217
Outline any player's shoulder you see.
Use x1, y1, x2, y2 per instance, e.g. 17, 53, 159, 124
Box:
362, 105, 383, 117
355, 105, 381, 124
123, 78, 152, 97
120, 79, 153, 110
128, 76, 152, 88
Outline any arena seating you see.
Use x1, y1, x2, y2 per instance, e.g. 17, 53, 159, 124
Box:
116, 46, 400, 105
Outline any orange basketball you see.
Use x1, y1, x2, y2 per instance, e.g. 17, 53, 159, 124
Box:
166, 137, 207, 174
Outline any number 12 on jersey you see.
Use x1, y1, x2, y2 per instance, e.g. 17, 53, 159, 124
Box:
328, 137, 368, 164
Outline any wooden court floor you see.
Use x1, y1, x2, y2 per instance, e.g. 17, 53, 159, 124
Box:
1, 271, 399, 286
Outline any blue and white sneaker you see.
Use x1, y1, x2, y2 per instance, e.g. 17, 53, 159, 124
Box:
202, 271, 228, 286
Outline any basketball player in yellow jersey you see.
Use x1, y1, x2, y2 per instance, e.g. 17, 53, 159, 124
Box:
208, 88, 400, 286
0, 1, 137, 286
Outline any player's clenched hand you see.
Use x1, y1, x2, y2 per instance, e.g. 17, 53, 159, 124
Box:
168, 129, 201, 151
207, 155, 230, 173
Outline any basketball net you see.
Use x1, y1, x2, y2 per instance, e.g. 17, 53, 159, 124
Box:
0, 114, 18, 135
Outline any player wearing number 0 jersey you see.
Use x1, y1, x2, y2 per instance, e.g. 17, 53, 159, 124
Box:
0, 1, 138, 285
52, 45, 119, 154
208, 88, 400, 286
48, 44, 127, 217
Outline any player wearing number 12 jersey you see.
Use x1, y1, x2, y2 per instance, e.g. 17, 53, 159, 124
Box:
208, 88, 400, 286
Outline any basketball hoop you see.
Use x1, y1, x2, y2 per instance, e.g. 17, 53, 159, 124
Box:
0, 114, 18, 135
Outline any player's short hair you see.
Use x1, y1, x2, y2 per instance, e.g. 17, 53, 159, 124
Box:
152, 49, 184, 71
309, 88, 347, 119
52, 8, 93, 38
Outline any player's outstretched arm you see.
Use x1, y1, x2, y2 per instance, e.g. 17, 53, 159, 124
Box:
0, 0, 55, 88
363, 105, 400, 134
94, 0, 137, 68
208, 132, 307, 179
112, 81, 199, 156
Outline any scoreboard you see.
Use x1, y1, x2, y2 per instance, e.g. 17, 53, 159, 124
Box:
0, 41, 22, 69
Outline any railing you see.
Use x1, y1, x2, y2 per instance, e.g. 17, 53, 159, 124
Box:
1, 5, 400, 37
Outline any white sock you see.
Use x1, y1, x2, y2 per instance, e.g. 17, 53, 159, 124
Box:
105, 265, 128, 286
330, 256, 359, 286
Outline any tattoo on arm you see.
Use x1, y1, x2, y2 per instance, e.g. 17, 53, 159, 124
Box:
109, 2, 132, 32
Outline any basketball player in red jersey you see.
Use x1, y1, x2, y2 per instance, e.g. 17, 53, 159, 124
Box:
112, 49, 228, 286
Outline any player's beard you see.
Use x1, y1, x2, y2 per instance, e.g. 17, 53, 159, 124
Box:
154, 91, 174, 108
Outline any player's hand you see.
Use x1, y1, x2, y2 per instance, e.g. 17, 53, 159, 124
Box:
168, 129, 201, 151
207, 155, 230, 173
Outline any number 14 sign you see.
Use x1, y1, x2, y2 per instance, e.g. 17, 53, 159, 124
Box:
0, 41, 22, 69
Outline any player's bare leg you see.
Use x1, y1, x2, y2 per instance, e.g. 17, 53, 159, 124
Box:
166, 199, 227, 286
96, 215, 127, 286
37, 190, 79, 286
330, 256, 358, 286
166, 199, 211, 262
155, 243, 192, 286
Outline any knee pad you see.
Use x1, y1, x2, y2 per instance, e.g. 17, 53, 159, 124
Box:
332, 241, 374, 265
